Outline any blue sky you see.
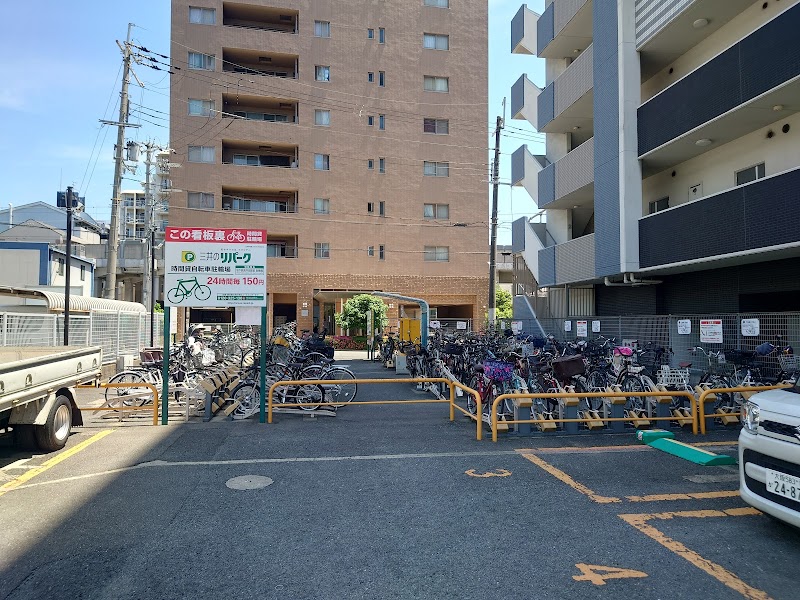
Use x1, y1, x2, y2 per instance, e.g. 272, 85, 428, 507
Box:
0, 0, 545, 244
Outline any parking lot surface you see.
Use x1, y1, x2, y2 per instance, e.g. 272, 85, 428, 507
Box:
1, 354, 798, 600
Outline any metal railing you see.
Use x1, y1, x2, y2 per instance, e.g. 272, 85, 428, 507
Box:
77, 381, 160, 425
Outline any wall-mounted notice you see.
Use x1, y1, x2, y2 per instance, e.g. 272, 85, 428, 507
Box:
592, 320, 601, 333
511, 321, 523, 335
677, 319, 691, 335
456, 321, 467, 330
564, 321, 572, 332
576, 321, 588, 338
700, 319, 723, 344
741, 319, 760, 337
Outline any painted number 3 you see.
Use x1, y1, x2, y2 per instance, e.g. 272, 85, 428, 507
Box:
573, 563, 648, 586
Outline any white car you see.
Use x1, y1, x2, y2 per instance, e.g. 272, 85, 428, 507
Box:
740, 389, 800, 528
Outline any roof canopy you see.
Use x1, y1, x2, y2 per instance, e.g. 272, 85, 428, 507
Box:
0, 286, 146, 313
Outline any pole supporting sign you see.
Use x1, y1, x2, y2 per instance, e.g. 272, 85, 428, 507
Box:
164, 227, 268, 307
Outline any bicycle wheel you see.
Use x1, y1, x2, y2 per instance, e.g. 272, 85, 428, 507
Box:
104, 371, 153, 408
195, 285, 212, 301
571, 378, 594, 414
290, 383, 325, 411
166, 287, 185, 304
466, 375, 483, 415
621, 375, 645, 412
319, 367, 358, 407
230, 381, 260, 418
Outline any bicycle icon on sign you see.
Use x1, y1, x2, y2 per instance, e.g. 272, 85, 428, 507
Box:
226, 230, 245, 242
167, 277, 212, 304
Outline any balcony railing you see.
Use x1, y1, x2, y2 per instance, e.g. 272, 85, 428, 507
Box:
538, 233, 596, 286
537, 137, 594, 209
222, 195, 298, 214
511, 4, 539, 55
511, 145, 549, 206
639, 167, 800, 269
267, 245, 298, 258
510, 74, 542, 128
539, 43, 593, 133
537, 0, 592, 59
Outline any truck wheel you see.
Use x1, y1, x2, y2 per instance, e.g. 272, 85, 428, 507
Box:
34, 395, 73, 451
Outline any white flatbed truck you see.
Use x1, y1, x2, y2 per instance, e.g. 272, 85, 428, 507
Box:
0, 346, 102, 451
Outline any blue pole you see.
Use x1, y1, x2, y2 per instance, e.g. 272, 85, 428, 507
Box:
161, 305, 170, 425
259, 306, 267, 423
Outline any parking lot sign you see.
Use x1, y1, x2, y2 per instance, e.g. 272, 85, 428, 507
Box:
164, 227, 267, 307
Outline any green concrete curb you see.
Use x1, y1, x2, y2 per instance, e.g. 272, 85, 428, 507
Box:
647, 438, 737, 466
636, 429, 675, 444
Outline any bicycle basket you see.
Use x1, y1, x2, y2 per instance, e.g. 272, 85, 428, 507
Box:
443, 343, 464, 355
274, 335, 290, 347
482, 360, 515, 382
778, 355, 800, 372
552, 355, 585, 379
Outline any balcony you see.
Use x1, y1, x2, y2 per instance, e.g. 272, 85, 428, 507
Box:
222, 93, 297, 124
636, 0, 755, 79
267, 236, 298, 259
222, 141, 298, 169
511, 4, 540, 55
537, 0, 592, 60
639, 167, 800, 271
222, 187, 298, 214
538, 233, 596, 286
538, 43, 593, 136
222, 3, 297, 33
511, 74, 542, 129
512, 217, 554, 284
511, 145, 549, 206
222, 48, 298, 79
537, 137, 594, 209
638, 6, 800, 175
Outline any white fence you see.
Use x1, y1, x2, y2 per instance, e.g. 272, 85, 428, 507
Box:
0, 311, 165, 365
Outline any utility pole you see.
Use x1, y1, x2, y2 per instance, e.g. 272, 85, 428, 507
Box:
104, 23, 135, 300
488, 113, 504, 329
64, 186, 74, 345
142, 142, 155, 315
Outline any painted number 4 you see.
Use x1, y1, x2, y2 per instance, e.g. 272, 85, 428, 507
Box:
573, 563, 648, 586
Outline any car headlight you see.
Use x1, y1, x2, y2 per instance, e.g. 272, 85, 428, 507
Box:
741, 401, 760, 434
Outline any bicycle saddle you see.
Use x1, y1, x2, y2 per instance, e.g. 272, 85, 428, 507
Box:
678, 361, 692, 368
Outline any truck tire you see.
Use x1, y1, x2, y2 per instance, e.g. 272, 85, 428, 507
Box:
13, 424, 38, 450
34, 395, 73, 451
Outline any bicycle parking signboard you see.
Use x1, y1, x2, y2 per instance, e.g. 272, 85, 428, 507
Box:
164, 227, 267, 307
700, 319, 723, 344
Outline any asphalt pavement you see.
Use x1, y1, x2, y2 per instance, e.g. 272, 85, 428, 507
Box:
1, 351, 798, 600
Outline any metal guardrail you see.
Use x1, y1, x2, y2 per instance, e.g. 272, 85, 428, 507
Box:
696, 384, 791, 435
266, 378, 484, 440
77, 382, 160, 425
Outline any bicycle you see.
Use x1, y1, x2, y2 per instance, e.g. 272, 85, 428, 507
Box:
167, 277, 212, 304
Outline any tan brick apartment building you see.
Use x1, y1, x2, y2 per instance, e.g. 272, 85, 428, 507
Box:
169, 0, 489, 333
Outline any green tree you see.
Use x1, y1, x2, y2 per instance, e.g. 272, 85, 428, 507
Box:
335, 294, 388, 331
496, 288, 513, 320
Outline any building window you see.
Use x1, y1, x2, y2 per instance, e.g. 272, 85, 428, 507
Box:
379, 115, 385, 130
379, 71, 385, 87
379, 158, 386, 173
379, 244, 385, 260
314, 109, 331, 126
423, 33, 449, 50
735, 162, 766, 186
368, 246, 375, 257
188, 52, 215, 70
314, 198, 330, 214
424, 203, 449, 219
315, 65, 331, 82
423, 161, 449, 177
266, 243, 286, 258
188, 99, 215, 116
368, 28, 374, 39
367, 115, 375, 126
188, 145, 215, 163
424, 118, 449, 134
423, 76, 449, 92
648, 197, 669, 214
379, 27, 385, 43
314, 20, 330, 37
424, 246, 449, 262
80, 265, 86, 281
189, 6, 216, 24
368, 72, 374, 83
368, 159, 375, 170
187, 192, 215, 209
379, 201, 385, 216
232, 154, 260, 166
57, 258, 65, 276
314, 243, 330, 259
368, 202, 375, 213
424, 0, 450, 7
314, 154, 330, 170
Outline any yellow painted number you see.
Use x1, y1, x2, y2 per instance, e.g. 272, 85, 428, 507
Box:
573, 563, 648, 586
465, 469, 512, 478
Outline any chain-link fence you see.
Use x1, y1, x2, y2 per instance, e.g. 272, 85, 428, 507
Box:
539, 313, 800, 379
1, 310, 164, 365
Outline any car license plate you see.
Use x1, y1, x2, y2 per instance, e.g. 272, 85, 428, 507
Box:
766, 469, 800, 503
